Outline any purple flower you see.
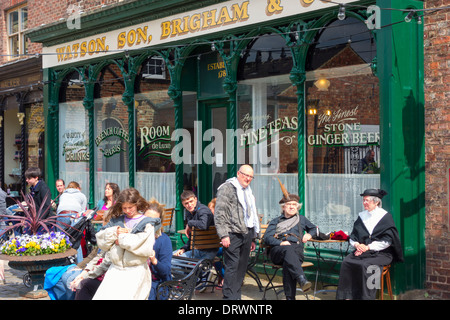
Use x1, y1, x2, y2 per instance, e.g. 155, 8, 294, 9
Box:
16, 247, 26, 254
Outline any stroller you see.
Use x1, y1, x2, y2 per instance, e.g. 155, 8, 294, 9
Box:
63, 207, 98, 264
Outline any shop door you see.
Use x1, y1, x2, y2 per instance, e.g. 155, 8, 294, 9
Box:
198, 101, 228, 205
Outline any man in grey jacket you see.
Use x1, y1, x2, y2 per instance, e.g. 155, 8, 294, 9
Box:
214, 164, 260, 300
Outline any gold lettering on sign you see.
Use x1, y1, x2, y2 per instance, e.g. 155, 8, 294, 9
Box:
55, 37, 108, 62
266, 0, 283, 16
300, 0, 315, 7
161, 1, 249, 39
117, 27, 152, 49
207, 62, 227, 78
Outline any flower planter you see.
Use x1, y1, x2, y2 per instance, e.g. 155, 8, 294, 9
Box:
0, 248, 77, 299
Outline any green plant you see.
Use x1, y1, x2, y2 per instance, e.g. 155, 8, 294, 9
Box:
0, 191, 70, 238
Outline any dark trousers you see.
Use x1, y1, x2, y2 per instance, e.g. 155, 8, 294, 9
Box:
336, 251, 392, 300
269, 243, 305, 299
75, 278, 102, 300
222, 229, 254, 300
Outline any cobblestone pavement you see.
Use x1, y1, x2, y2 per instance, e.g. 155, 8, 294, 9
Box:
1, 260, 335, 300
0, 261, 50, 300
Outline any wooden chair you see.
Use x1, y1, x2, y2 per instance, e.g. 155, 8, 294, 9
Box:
380, 264, 393, 300
162, 207, 175, 235
260, 225, 314, 300
190, 226, 222, 257
189, 226, 223, 290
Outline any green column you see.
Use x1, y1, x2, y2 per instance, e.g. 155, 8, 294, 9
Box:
122, 87, 135, 188
168, 87, 184, 232
377, 0, 425, 293
83, 96, 95, 208
290, 68, 306, 211
44, 68, 58, 196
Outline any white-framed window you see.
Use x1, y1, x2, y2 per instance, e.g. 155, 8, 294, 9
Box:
7, 5, 28, 59
142, 57, 166, 79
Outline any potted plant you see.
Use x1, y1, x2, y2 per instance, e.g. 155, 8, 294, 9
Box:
0, 191, 77, 298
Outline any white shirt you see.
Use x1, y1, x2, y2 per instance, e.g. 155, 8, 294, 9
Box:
350, 206, 390, 251
228, 177, 260, 235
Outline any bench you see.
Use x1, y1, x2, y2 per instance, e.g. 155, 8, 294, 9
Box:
156, 256, 212, 300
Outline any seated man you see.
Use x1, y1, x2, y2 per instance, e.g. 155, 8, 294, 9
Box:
173, 190, 216, 260
263, 183, 317, 300
336, 189, 403, 300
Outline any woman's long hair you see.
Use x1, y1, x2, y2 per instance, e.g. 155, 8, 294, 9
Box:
107, 188, 150, 220
103, 182, 120, 203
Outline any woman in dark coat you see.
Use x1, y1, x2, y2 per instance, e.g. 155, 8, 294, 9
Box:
336, 189, 403, 300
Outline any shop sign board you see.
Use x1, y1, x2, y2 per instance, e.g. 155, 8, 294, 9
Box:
42, 0, 358, 68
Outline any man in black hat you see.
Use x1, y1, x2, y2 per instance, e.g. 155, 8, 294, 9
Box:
263, 191, 317, 299
336, 189, 403, 300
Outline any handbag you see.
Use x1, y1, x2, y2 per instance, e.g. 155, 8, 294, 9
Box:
94, 210, 105, 221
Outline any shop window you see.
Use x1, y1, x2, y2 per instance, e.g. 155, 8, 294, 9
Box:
93, 63, 129, 200
59, 70, 90, 197
237, 33, 296, 223
135, 56, 176, 208
305, 18, 380, 236
6, 5, 28, 59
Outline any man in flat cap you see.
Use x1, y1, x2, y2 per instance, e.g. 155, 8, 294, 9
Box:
263, 183, 317, 299
336, 189, 403, 300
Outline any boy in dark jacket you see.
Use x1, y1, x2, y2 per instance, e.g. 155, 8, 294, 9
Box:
173, 190, 216, 260
25, 167, 52, 220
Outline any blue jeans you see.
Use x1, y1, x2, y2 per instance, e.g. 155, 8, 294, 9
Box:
172, 248, 218, 260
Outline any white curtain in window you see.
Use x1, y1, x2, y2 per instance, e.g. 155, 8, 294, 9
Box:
251, 173, 380, 235
305, 173, 380, 235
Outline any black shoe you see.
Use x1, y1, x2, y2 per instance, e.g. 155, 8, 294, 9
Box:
297, 275, 311, 292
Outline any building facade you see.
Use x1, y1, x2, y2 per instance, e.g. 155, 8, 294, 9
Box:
0, 0, 448, 298
0, 1, 43, 201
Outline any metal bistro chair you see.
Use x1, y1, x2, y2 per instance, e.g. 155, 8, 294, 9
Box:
260, 224, 314, 300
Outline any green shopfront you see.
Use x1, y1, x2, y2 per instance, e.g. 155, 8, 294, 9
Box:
27, 0, 425, 295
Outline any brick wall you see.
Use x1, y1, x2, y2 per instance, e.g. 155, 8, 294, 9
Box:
424, 0, 450, 299
0, 0, 126, 63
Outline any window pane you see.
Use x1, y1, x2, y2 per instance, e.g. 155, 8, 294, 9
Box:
21, 8, 28, 30
304, 18, 380, 240
8, 11, 18, 34
93, 64, 130, 200
59, 71, 90, 200
10, 35, 19, 57
237, 33, 296, 223
135, 56, 176, 209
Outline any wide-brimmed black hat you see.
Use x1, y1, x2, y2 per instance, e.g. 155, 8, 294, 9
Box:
360, 188, 388, 199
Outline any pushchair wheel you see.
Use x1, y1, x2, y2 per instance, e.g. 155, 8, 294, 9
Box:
23, 273, 32, 288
